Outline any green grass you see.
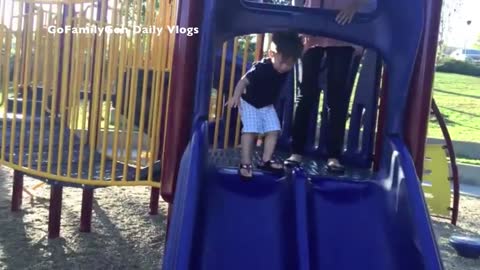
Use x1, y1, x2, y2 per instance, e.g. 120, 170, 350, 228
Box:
429, 72, 480, 144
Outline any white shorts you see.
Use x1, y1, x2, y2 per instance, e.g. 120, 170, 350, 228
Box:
239, 98, 281, 134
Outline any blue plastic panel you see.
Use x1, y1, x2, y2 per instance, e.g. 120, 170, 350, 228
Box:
163, 133, 444, 270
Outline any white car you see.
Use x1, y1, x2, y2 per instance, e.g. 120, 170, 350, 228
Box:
450, 49, 480, 63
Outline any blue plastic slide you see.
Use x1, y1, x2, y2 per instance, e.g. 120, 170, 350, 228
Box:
162, 122, 444, 270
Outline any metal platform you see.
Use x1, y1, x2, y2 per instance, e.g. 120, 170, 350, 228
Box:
208, 147, 374, 180
0, 114, 161, 186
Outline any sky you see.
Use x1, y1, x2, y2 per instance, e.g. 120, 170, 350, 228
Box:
444, 0, 480, 48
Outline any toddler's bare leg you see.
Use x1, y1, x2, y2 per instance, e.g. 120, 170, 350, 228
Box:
240, 133, 256, 176
262, 131, 282, 169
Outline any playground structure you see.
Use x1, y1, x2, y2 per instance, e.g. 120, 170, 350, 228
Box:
0, 0, 466, 267
0, 0, 176, 237
162, 0, 461, 269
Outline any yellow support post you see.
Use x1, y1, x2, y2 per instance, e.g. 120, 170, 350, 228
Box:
77, 0, 95, 178
109, 0, 124, 171
27, 7, 43, 169
37, 3, 53, 171
9, 4, 24, 162
99, 0, 119, 181
56, 3, 74, 176
122, 0, 142, 181
1, 1, 14, 161
422, 144, 452, 217
19, 2, 35, 168
47, 2, 62, 174
67, 3, 84, 177
87, 0, 108, 180
111, 0, 128, 181
134, 0, 155, 180
223, 38, 238, 149
146, 0, 170, 183
213, 42, 227, 150
234, 36, 251, 147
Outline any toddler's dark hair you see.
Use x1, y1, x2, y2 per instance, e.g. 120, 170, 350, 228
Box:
271, 31, 303, 60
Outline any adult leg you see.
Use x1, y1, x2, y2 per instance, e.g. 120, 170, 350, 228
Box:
287, 46, 325, 163
324, 46, 355, 171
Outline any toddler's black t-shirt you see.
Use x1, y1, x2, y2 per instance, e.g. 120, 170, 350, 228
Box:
241, 58, 289, 108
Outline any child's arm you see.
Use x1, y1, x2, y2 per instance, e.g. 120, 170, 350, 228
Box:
226, 76, 250, 109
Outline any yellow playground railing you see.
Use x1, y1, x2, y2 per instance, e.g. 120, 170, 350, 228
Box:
0, 0, 177, 187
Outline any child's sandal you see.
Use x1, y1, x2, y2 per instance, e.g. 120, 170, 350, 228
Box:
283, 159, 301, 168
238, 164, 253, 181
258, 160, 284, 175
325, 161, 345, 174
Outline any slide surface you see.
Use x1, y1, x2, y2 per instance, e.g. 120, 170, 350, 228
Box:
184, 169, 424, 270
162, 126, 443, 270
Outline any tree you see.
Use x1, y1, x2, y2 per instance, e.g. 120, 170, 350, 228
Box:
437, 0, 464, 63
474, 33, 480, 50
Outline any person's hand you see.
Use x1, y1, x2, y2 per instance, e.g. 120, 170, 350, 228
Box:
335, 2, 361, 25
225, 95, 240, 109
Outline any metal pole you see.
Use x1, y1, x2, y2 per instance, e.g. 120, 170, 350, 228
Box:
404, 0, 443, 178
160, 0, 204, 203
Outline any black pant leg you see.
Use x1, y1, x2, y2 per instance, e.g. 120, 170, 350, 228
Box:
291, 46, 325, 155
324, 46, 355, 159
